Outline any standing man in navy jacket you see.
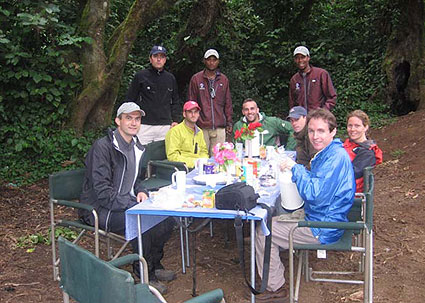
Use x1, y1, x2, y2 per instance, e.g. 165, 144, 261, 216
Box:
289, 46, 337, 112
125, 45, 181, 145
188, 49, 233, 155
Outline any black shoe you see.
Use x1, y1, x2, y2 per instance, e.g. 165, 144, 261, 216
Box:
133, 261, 154, 281
155, 268, 176, 281
255, 287, 289, 303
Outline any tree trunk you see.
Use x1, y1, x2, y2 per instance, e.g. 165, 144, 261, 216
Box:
384, 0, 425, 115
68, 0, 176, 134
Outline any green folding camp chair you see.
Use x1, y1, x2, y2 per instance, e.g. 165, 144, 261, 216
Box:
58, 237, 225, 303
49, 168, 130, 281
288, 167, 375, 303
140, 140, 188, 191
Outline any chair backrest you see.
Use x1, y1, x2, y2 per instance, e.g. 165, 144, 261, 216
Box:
363, 167, 374, 231
59, 237, 136, 303
49, 168, 86, 201
141, 140, 167, 169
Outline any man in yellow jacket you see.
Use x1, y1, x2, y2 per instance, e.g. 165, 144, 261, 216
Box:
165, 101, 209, 168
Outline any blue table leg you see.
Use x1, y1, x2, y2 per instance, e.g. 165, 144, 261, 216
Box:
251, 220, 256, 303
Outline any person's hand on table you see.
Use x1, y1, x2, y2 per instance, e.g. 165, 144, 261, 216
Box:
137, 192, 148, 203
279, 157, 296, 172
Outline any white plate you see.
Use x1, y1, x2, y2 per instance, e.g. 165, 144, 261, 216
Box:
193, 173, 227, 185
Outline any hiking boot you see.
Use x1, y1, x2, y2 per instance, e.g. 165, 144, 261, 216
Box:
149, 279, 168, 295
254, 286, 289, 303
155, 268, 177, 281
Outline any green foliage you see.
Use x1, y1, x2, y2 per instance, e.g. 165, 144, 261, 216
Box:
16, 227, 77, 252
390, 149, 405, 159
52, 226, 78, 242
0, 128, 101, 185
0, 0, 96, 185
16, 233, 50, 252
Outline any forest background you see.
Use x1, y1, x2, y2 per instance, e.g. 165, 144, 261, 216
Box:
1, 0, 424, 185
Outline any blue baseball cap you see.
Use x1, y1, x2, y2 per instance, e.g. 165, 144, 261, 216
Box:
287, 106, 307, 119
150, 45, 167, 56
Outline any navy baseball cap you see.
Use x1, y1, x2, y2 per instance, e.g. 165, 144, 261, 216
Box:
287, 106, 307, 119
150, 45, 167, 56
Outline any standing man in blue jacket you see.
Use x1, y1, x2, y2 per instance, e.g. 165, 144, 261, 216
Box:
253, 108, 355, 302
125, 45, 181, 145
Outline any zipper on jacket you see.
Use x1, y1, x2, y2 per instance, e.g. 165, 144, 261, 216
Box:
105, 210, 112, 232
210, 93, 215, 129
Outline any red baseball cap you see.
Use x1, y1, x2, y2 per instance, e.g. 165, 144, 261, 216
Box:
183, 101, 200, 111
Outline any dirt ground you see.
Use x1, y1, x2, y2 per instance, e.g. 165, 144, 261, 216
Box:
1, 110, 425, 303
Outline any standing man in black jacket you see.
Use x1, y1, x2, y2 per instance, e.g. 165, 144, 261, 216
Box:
79, 102, 176, 294
125, 45, 181, 145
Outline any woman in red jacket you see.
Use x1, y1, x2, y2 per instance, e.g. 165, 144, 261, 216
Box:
343, 110, 383, 192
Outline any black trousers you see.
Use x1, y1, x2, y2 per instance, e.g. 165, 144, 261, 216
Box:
100, 209, 175, 277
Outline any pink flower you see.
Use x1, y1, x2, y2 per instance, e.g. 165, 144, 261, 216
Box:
212, 142, 237, 169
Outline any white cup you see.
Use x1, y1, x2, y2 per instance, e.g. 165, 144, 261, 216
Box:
172, 171, 186, 195
195, 158, 209, 175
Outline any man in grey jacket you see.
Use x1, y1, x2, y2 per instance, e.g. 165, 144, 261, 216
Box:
79, 102, 175, 294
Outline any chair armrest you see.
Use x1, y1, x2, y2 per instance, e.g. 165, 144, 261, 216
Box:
150, 161, 180, 171
184, 289, 224, 303
108, 254, 139, 268
53, 199, 94, 212
152, 160, 189, 172
298, 220, 364, 230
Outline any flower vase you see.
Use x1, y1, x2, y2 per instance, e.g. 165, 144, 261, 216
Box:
246, 139, 253, 158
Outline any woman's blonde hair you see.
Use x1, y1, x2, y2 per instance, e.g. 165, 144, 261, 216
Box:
347, 110, 370, 127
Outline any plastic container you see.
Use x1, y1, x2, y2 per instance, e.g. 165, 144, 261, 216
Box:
279, 170, 304, 211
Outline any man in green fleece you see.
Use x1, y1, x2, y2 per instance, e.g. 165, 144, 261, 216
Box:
233, 98, 296, 150
165, 101, 209, 168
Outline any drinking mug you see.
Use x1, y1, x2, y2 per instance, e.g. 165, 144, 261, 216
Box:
195, 158, 209, 175
203, 163, 215, 174
171, 171, 186, 195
